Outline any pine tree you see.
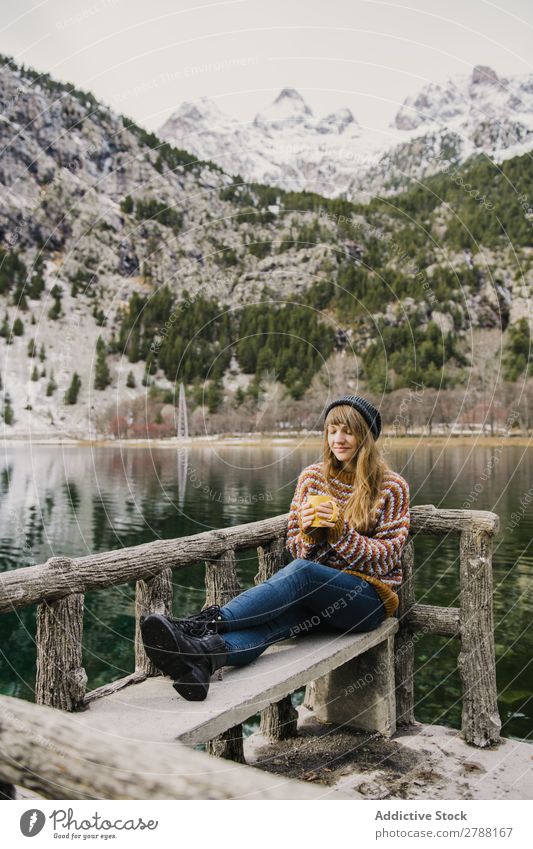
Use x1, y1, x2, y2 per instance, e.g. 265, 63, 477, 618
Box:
28, 256, 45, 299
3, 393, 14, 425
94, 336, 111, 390
108, 331, 118, 354
503, 318, 531, 381
121, 195, 134, 214
13, 286, 28, 310
64, 372, 81, 404
126, 370, 136, 388
92, 302, 106, 326
31, 365, 39, 381
46, 369, 57, 396
13, 317, 24, 335
206, 378, 223, 413
27, 338, 37, 357
48, 284, 63, 320
39, 343, 46, 361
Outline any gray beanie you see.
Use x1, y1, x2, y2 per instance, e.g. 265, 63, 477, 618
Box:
322, 394, 382, 440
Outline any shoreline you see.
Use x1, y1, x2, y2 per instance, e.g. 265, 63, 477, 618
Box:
2, 434, 532, 448
245, 709, 533, 800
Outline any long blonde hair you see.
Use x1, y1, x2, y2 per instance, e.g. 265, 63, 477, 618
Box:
322, 404, 390, 533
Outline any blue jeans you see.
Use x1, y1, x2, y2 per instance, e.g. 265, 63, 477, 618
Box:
219, 558, 387, 667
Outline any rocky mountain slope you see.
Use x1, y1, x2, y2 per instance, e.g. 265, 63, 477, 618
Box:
0, 54, 531, 439
0, 56, 351, 437
159, 65, 533, 199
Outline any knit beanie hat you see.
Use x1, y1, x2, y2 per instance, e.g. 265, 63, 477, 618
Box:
322, 395, 382, 440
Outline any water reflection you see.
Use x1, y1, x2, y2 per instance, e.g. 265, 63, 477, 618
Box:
0, 441, 531, 741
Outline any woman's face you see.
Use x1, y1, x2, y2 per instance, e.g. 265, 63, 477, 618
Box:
327, 421, 358, 465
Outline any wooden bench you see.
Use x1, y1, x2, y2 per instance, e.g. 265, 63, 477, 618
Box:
76, 619, 399, 747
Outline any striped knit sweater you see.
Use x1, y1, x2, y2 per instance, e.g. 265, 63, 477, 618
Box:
285, 462, 411, 617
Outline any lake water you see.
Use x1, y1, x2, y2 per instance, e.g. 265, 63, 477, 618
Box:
0, 441, 531, 742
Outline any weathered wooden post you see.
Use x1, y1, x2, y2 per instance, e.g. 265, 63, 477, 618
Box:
205, 549, 245, 763
256, 534, 298, 740
35, 557, 87, 711
394, 538, 415, 725
135, 568, 173, 675
205, 549, 242, 607
458, 528, 501, 747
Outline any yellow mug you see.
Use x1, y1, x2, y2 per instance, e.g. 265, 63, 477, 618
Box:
307, 495, 338, 527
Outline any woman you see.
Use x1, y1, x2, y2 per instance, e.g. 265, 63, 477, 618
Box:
141, 394, 410, 701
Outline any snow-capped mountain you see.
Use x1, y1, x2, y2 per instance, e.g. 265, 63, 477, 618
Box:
254, 87, 314, 129
159, 86, 387, 199
159, 67, 533, 199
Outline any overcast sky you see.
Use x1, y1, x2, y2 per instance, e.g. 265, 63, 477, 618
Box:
1, 0, 532, 134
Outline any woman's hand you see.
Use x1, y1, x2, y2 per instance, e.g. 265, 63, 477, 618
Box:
300, 501, 316, 532
300, 500, 338, 531
316, 500, 339, 528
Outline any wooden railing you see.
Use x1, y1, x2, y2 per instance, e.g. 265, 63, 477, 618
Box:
0, 692, 341, 800
0, 504, 501, 781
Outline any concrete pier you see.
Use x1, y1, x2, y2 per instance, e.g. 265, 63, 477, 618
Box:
246, 706, 532, 800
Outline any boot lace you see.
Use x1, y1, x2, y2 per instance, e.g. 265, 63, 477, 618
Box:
169, 604, 224, 639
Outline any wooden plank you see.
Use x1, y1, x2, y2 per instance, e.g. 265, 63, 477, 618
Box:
75, 621, 398, 747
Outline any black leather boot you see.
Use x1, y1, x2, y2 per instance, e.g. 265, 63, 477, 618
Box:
140, 613, 228, 701
140, 613, 192, 680
140, 604, 230, 677
172, 630, 228, 702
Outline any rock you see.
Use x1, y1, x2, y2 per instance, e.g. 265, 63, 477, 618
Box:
118, 241, 139, 276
